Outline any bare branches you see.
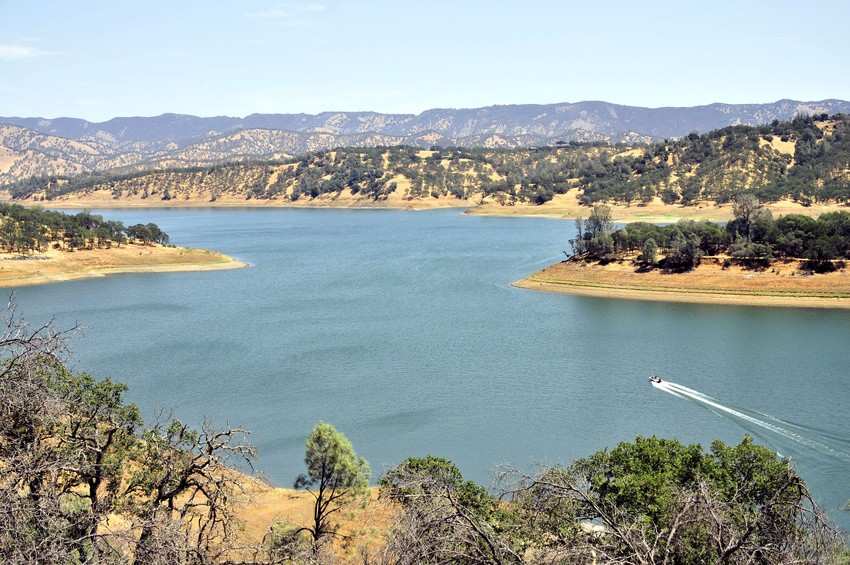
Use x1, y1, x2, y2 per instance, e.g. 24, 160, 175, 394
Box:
496, 446, 846, 565
380, 456, 522, 565
0, 298, 273, 565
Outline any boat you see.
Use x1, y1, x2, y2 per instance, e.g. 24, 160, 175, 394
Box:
649, 375, 662, 384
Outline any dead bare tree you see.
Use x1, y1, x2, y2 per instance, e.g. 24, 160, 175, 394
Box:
379, 456, 523, 565
0, 298, 282, 565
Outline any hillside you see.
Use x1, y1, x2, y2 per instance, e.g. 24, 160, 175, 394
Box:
2, 99, 849, 184
4, 114, 850, 217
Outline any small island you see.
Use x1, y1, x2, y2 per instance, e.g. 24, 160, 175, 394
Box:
0, 204, 245, 287
516, 201, 850, 309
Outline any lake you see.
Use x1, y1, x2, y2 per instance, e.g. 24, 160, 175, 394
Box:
12, 207, 850, 530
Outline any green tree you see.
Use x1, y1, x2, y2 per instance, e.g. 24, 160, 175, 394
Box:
294, 422, 370, 547
641, 237, 657, 265
380, 455, 521, 564
664, 227, 701, 271
586, 203, 613, 239
504, 436, 842, 564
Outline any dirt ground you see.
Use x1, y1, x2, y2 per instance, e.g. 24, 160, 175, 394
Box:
516, 256, 850, 309
232, 482, 394, 561
0, 244, 245, 287
7, 189, 848, 223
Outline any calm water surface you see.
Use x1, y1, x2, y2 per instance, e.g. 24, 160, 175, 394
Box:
13, 208, 850, 530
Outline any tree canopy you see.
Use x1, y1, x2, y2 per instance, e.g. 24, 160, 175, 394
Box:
293, 421, 370, 547
572, 200, 850, 272
0, 203, 168, 254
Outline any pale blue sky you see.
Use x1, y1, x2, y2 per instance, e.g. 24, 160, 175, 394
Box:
1, 0, 848, 121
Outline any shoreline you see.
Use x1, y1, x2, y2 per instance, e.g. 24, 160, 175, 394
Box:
515, 260, 850, 309
6, 190, 848, 224
0, 245, 247, 288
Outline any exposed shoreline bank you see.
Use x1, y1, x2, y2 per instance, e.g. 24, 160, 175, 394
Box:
7, 190, 848, 224
515, 259, 850, 309
0, 245, 247, 288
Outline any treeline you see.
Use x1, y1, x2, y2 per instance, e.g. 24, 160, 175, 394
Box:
573, 198, 850, 271
1, 305, 846, 564
0, 203, 168, 254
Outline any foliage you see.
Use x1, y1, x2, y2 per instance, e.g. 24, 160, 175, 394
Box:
573, 195, 850, 272
293, 421, 370, 547
379, 455, 523, 564
0, 203, 168, 254
500, 436, 845, 564
0, 299, 262, 565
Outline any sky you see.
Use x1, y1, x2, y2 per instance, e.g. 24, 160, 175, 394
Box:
1, 0, 848, 122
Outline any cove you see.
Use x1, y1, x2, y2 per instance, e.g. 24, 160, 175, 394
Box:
12, 208, 850, 531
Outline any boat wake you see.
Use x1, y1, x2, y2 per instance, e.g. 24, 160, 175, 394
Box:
651, 379, 850, 462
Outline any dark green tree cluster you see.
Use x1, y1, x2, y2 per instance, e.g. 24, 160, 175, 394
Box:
378, 437, 844, 564
0, 203, 167, 254
575, 200, 850, 271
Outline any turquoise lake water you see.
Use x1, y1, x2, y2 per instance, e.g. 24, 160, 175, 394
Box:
12, 208, 850, 530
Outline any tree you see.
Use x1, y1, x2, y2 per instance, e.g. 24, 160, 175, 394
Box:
294, 422, 370, 548
641, 237, 657, 266
568, 217, 586, 257
380, 455, 522, 564
500, 436, 844, 564
586, 203, 613, 239
729, 194, 772, 243
0, 299, 262, 565
664, 227, 701, 271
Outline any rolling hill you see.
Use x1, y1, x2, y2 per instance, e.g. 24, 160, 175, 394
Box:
5, 114, 849, 215
2, 99, 849, 185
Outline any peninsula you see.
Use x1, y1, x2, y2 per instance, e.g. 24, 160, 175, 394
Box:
515, 258, 850, 309
0, 245, 245, 288
516, 201, 850, 309
0, 204, 245, 287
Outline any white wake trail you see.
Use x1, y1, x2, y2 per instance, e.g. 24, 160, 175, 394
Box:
653, 380, 850, 461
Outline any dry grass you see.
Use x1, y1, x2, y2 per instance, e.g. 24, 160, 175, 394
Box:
1, 187, 472, 211
516, 256, 850, 309
233, 483, 394, 562
5, 186, 849, 223
0, 244, 246, 287
469, 191, 847, 223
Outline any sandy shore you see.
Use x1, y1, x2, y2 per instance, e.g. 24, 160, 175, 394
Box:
0, 244, 246, 288
515, 258, 850, 309
466, 192, 848, 223
6, 190, 848, 223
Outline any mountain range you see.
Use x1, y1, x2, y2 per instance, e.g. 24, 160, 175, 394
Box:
2, 99, 849, 184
